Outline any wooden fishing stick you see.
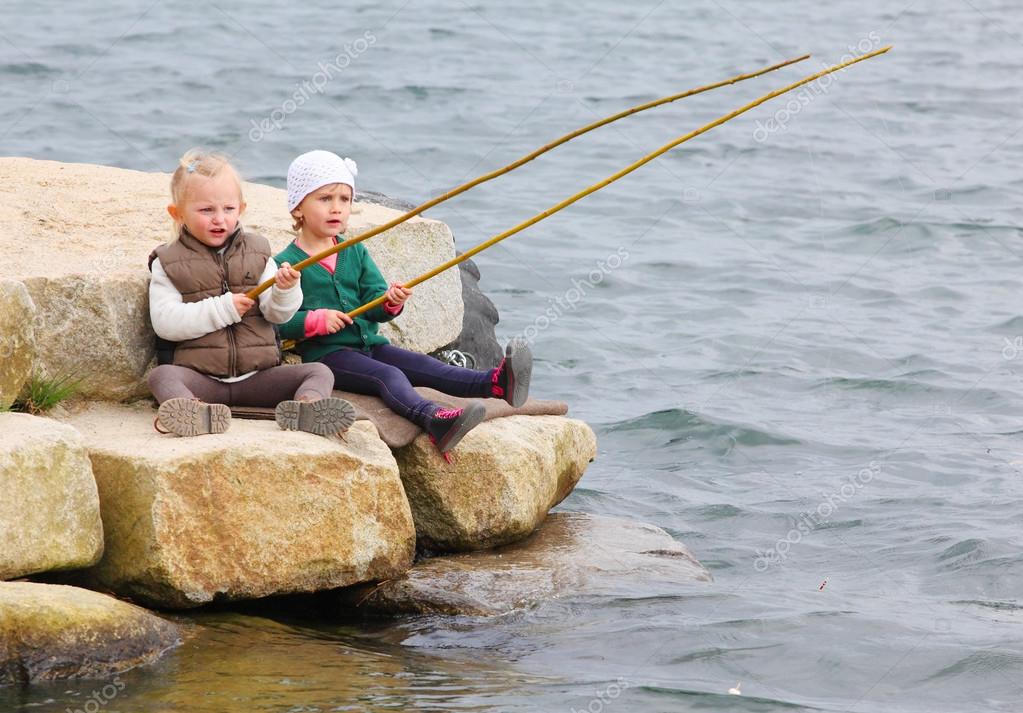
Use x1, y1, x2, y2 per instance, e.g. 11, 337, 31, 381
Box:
346, 46, 892, 319
247, 53, 811, 299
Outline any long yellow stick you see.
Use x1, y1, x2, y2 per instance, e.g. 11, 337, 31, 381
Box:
247, 54, 811, 299
347, 46, 892, 319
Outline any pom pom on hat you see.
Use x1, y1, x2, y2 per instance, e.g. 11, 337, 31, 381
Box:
287, 150, 358, 212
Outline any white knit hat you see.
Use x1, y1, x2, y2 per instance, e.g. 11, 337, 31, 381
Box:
286, 150, 358, 212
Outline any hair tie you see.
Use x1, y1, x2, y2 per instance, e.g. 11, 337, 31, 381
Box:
186, 160, 198, 173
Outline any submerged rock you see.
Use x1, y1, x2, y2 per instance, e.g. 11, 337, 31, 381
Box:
0, 280, 34, 409
0, 413, 103, 581
0, 157, 463, 400
0, 581, 180, 684
394, 416, 597, 552
341, 512, 711, 616
61, 402, 416, 609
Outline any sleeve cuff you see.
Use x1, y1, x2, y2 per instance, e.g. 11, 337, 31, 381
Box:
383, 301, 404, 316
222, 293, 241, 323
304, 309, 330, 338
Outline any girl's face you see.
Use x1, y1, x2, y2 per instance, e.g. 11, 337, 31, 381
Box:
167, 171, 246, 248
294, 183, 352, 240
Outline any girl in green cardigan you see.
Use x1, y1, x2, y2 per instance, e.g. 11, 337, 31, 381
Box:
276, 150, 532, 456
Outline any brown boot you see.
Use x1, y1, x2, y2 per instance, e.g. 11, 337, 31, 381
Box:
155, 398, 231, 437
275, 396, 356, 437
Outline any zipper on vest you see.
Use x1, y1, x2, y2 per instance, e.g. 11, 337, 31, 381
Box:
226, 326, 238, 378
218, 252, 238, 378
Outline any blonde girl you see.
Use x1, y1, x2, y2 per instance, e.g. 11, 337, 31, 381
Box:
148, 149, 355, 437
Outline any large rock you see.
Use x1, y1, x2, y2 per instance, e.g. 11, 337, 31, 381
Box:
0, 582, 180, 684
341, 513, 711, 616
394, 416, 597, 552
21, 274, 153, 402
60, 402, 416, 609
0, 280, 34, 409
0, 157, 463, 400
0, 413, 103, 581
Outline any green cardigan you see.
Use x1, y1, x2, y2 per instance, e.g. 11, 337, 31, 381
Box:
275, 240, 399, 361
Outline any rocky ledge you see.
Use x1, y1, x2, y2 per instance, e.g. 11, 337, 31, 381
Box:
339, 512, 712, 616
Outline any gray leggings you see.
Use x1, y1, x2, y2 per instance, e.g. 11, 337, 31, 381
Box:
148, 363, 334, 407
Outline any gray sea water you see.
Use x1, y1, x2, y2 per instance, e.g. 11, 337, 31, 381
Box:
2, 1, 1023, 711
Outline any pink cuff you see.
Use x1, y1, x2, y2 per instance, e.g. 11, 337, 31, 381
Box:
304, 309, 330, 338
383, 301, 404, 316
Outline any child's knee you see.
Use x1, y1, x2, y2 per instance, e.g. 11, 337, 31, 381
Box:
148, 364, 177, 389
308, 362, 333, 380
375, 361, 409, 384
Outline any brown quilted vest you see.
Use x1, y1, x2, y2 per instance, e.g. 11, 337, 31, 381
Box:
151, 227, 281, 378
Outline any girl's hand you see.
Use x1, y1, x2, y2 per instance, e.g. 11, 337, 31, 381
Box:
275, 262, 300, 290
232, 293, 255, 316
385, 283, 412, 306
325, 310, 354, 334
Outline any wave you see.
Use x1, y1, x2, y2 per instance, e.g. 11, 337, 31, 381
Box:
936, 538, 986, 568
604, 407, 802, 448
953, 599, 1023, 611
402, 84, 469, 98
811, 373, 1007, 405
1, 62, 56, 78
813, 375, 944, 395
922, 649, 1023, 682
635, 684, 817, 710
986, 314, 1023, 331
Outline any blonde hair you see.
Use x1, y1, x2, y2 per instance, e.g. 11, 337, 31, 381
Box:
169, 149, 244, 238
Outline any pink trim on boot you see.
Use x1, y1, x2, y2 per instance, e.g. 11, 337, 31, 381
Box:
490, 359, 505, 398
427, 407, 464, 464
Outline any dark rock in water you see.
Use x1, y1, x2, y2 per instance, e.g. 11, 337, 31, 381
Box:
432, 256, 504, 370
355, 190, 417, 212
0, 582, 181, 684
337, 513, 711, 616
357, 190, 503, 369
